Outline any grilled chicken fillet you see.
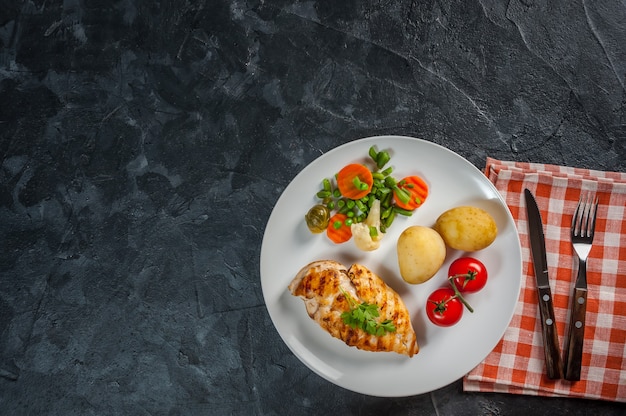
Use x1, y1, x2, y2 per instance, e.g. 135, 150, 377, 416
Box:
288, 260, 418, 357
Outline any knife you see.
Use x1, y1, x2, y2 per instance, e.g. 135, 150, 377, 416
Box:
524, 188, 564, 379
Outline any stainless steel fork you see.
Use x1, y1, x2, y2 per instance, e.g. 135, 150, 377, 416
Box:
563, 194, 598, 381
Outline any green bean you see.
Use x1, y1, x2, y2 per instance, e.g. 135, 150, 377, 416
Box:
394, 187, 410, 204
384, 176, 397, 187
383, 176, 410, 204
376, 151, 390, 169
368, 146, 378, 161
372, 172, 385, 180
316, 190, 331, 199
352, 176, 369, 191
323, 178, 332, 192
382, 192, 393, 208
383, 211, 396, 228
393, 207, 413, 216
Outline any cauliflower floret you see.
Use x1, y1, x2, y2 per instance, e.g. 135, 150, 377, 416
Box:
351, 199, 383, 251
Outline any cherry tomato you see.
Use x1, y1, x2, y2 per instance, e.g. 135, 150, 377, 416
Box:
425, 288, 463, 327
449, 257, 488, 293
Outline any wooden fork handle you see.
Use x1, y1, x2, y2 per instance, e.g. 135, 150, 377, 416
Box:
564, 285, 587, 381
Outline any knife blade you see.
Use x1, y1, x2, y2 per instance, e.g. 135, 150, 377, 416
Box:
524, 188, 564, 379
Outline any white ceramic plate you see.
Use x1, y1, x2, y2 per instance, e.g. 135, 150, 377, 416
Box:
260, 136, 522, 397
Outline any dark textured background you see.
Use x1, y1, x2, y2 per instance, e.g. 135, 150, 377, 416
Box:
1, 1, 625, 415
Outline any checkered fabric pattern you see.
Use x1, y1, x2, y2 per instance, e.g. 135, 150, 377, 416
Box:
463, 158, 626, 402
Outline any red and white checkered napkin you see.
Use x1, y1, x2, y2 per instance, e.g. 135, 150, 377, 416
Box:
463, 158, 626, 402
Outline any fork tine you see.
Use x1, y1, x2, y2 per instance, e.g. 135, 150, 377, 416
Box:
591, 196, 598, 238
580, 194, 591, 237
572, 198, 582, 236
589, 197, 598, 238
588, 196, 598, 238
573, 193, 598, 239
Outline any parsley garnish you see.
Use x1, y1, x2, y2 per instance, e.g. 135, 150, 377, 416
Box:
339, 287, 396, 336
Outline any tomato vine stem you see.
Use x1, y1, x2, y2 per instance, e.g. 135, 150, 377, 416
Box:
448, 278, 474, 313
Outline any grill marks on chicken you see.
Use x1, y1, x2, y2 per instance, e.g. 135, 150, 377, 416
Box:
288, 260, 419, 357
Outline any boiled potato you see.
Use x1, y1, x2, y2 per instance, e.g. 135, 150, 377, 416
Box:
434, 206, 497, 251
397, 226, 446, 284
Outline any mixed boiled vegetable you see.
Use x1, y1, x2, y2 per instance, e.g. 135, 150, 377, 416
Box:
304, 146, 429, 249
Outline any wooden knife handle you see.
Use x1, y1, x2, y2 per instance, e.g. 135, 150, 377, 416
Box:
564, 286, 587, 381
537, 286, 564, 379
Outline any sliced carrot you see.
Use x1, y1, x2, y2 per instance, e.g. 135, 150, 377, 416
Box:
326, 213, 352, 244
336, 163, 374, 200
393, 175, 429, 211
